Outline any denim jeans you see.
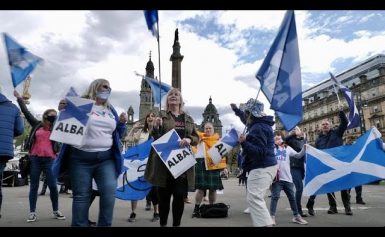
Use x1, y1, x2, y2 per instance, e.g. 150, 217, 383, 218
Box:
290, 168, 304, 214
69, 148, 116, 227
270, 180, 299, 217
0, 162, 6, 212
29, 156, 59, 212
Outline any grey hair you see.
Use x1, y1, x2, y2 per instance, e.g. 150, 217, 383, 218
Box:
82, 78, 110, 107
162, 87, 185, 112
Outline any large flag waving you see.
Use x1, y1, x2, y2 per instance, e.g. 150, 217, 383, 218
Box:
3, 33, 43, 88
330, 72, 360, 129
144, 76, 172, 106
116, 138, 153, 201
256, 10, 302, 131
304, 127, 385, 196
144, 10, 159, 40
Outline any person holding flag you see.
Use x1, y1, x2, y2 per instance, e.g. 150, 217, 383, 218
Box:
144, 88, 199, 227
305, 103, 352, 216
13, 90, 65, 223
54, 79, 128, 226
191, 122, 226, 218
124, 111, 160, 223
231, 99, 277, 227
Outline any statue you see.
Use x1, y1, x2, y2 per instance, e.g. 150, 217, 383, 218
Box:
22, 75, 32, 104
174, 28, 179, 43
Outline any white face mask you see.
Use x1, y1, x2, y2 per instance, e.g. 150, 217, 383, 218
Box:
96, 91, 110, 100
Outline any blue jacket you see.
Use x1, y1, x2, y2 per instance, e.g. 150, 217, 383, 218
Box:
0, 93, 24, 160
315, 111, 348, 149
52, 104, 126, 178
233, 108, 277, 173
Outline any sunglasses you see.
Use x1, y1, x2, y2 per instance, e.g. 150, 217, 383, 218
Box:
101, 85, 111, 90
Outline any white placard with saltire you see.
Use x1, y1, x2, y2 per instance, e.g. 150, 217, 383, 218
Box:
207, 128, 239, 165
151, 129, 196, 179
50, 96, 94, 146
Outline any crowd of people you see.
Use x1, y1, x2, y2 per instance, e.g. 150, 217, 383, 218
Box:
1, 81, 383, 227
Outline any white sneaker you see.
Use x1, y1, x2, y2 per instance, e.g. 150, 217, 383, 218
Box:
27, 212, 37, 222
243, 207, 250, 214
53, 210, 66, 220
292, 215, 308, 225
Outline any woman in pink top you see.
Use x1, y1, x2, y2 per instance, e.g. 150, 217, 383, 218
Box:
14, 90, 65, 223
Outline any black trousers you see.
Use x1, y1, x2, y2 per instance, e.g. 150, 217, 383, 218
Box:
158, 174, 187, 227
327, 190, 351, 209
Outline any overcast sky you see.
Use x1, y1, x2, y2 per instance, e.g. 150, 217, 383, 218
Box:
1, 10, 385, 133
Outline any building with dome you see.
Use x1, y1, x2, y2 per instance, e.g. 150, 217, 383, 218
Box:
199, 96, 223, 137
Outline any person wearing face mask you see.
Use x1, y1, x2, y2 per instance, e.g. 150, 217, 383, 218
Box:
53, 79, 128, 226
14, 90, 66, 223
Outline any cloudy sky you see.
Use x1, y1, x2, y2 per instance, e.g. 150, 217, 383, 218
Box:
1, 10, 385, 133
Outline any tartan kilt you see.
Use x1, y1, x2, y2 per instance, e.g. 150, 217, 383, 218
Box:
194, 158, 224, 190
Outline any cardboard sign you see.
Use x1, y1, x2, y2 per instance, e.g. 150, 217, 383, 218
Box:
151, 129, 196, 179
50, 96, 94, 146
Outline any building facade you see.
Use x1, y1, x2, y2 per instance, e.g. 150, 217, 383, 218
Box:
275, 54, 385, 145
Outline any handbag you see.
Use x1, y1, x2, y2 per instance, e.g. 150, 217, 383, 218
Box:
199, 203, 230, 218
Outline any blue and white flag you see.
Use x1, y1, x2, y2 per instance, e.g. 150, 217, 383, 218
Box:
116, 138, 153, 201
152, 129, 196, 178
144, 76, 172, 106
3, 33, 43, 88
256, 11, 302, 131
303, 127, 385, 196
144, 10, 159, 40
49, 96, 94, 146
66, 86, 78, 97
330, 72, 360, 129
207, 128, 239, 165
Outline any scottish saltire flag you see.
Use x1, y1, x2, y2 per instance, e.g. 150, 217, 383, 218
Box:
116, 138, 153, 201
66, 86, 78, 97
303, 127, 385, 196
152, 129, 196, 178
330, 72, 360, 129
3, 33, 43, 88
207, 128, 239, 165
144, 10, 159, 40
144, 76, 172, 106
49, 96, 94, 146
256, 11, 302, 131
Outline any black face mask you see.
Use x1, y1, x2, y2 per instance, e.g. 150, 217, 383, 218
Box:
46, 115, 57, 123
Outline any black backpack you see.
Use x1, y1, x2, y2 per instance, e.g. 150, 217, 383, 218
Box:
199, 203, 230, 218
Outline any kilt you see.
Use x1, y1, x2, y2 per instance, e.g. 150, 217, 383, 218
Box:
194, 158, 223, 190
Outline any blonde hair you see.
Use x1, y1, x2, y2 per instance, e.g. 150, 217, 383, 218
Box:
82, 78, 110, 107
163, 88, 184, 112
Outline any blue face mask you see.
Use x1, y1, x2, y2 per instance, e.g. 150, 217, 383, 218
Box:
96, 91, 111, 100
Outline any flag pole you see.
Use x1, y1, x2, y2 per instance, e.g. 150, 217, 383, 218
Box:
156, 19, 162, 113
332, 83, 341, 104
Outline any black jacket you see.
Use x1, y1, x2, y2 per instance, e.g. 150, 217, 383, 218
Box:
315, 111, 348, 149
285, 134, 305, 170
16, 98, 59, 154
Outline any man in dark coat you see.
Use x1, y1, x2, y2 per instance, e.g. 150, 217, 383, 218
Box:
306, 104, 352, 216
0, 90, 25, 218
